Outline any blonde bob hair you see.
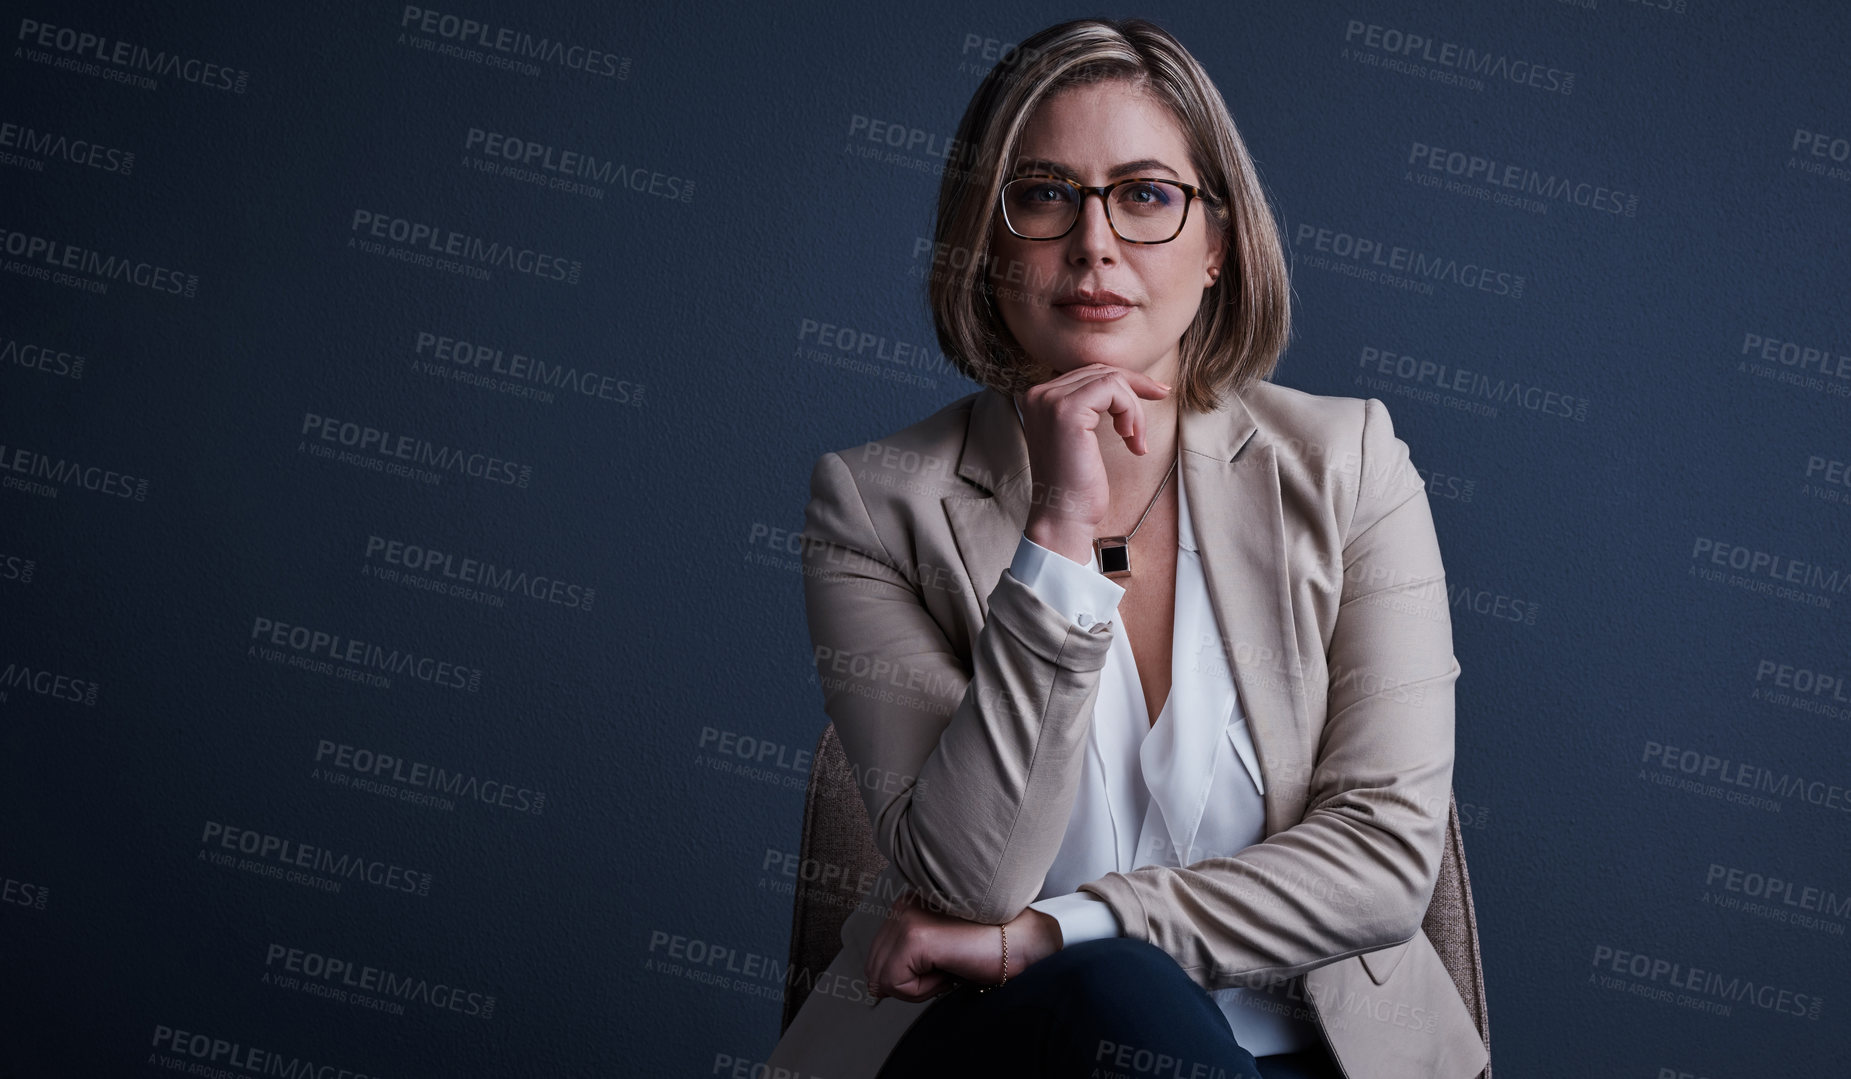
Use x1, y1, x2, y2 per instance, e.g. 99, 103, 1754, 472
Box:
928, 17, 1291, 413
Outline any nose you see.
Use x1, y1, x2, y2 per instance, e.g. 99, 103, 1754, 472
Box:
1066, 189, 1118, 263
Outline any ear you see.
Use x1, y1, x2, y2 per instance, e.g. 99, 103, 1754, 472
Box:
1203, 222, 1229, 289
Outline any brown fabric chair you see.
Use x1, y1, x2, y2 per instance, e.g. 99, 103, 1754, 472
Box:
781, 723, 1493, 1078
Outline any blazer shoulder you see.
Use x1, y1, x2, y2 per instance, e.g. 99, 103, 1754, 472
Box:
804, 391, 984, 542
1240, 378, 1418, 462
1238, 381, 1424, 538
818, 390, 980, 467
1240, 378, 1370, 448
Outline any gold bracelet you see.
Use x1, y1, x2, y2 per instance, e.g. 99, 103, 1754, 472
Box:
976, 924, 1008, 993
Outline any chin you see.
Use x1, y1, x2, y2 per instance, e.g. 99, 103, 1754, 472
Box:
1063, 320, 1190, 369
1043, 341, 1151, 372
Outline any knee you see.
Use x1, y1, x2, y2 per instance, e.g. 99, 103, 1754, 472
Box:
1027, 939, 1228, 1053
1042, 937, 1195, 997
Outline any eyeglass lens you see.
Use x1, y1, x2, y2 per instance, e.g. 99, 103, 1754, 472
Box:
1002, 178, 1192, 241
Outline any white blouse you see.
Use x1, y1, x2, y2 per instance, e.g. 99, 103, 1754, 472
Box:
1009, 407, 1320, 1055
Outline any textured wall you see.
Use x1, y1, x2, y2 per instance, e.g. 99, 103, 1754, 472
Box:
1, 1, 1846, 1075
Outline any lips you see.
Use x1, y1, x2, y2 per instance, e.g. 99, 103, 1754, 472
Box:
1053, 288, 1134, 307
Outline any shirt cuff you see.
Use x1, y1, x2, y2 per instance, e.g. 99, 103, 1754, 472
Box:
1008, 533, 1126, 632
1028, 891, 1123, 947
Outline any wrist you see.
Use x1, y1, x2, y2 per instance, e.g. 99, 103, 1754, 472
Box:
1024, 516, 1094, 567
1010, 908, 1064, 969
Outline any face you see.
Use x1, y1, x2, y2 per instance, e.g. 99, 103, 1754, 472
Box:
987, 79, 1226, 387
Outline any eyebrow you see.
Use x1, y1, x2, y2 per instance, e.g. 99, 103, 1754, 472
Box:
1012, 157, 1182, 181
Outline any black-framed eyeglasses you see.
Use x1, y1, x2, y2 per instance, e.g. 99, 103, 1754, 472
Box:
998, 173, 1220, 244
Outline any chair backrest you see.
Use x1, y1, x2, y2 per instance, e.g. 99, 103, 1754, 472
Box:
782, 723, 1492, 1078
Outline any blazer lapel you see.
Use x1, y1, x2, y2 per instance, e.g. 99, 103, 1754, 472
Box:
1179, 392, 1314, 837
941, 388, 1032, 630
942, 385, 1313, 836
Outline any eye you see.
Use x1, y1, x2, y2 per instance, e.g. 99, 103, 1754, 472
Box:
1120, 181, 1174, 206
1004, 179, 1077, 214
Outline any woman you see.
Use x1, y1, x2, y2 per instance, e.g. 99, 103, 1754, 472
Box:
769, 17, 1487, 1079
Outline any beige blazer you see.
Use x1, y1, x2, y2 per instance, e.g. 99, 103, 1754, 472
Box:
768, 379, 1488, 1079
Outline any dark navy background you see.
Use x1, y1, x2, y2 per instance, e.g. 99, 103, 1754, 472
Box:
2, 1, 1846, 1075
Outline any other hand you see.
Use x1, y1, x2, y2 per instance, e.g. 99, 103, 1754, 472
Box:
864, 888, 1064, 1004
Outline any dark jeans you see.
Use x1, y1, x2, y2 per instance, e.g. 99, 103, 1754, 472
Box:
874, 937, 1342, 1079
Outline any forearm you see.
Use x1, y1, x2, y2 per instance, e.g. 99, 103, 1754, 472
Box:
803, 450, 1118, 925
1077, 694, 1456, 989
891, 535, 1127, 922
876, 568, 1113, 923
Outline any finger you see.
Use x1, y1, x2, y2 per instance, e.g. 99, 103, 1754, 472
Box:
865, 919, 896, 1000
886, 932, 948, 1003
866, 890, 920, 999
1105, 377, 1146, 455
1032, 361, 1121, 391
1036, 363, 1169, 401
1034, 368, 1134, 435
1021, 366, 1119, 419
890, 967, 952, 1004
1027, 365, 1168, 456
1125, 368, 1173, 399
1063, 371, 1148, 455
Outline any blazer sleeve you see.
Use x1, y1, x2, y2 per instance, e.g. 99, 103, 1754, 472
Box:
801, 449, 1116, 925
1075, 397, 1460, 990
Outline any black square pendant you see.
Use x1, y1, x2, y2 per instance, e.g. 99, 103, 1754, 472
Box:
1093, 535, 1132, 579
